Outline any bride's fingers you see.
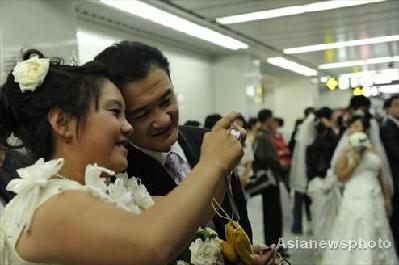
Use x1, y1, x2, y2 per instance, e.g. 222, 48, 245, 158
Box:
212, 112, 241, 131
231, 122, 247, 143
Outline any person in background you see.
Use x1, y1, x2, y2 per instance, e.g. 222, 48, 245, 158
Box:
246, 117, 258, 146
183, 120, 200, 127
269, 117, 290, 190
322, 116, 397, 265
288, 107, 314, 154
234, 115, 254, 191
306, 107, 338, 182
270, 117, 290, 169
0, 146, 30, 212
253, 109, 287, 257
204, 114, 222, 130
380, 94, 399, 255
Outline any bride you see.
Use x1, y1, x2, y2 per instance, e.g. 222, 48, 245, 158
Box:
321, 116, 398, 265
0, 54, 249, 265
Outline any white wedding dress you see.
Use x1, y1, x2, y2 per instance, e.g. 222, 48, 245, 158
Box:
0, 158, 154, 265
321, 151, 398, 265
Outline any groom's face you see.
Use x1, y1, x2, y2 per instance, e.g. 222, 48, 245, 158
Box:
388, 98, 399, 119
123, 66, 179, 152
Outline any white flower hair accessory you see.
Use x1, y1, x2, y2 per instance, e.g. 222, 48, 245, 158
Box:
12, 56, 50, 93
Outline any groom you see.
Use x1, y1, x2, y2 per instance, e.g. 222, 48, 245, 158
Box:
381, 94, 399, 255
94, 40, 253, 235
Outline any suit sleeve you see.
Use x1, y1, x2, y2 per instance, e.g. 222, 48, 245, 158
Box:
381, 125, 399, 162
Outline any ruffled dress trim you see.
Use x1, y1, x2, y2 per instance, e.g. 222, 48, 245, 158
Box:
0, 158, 154, 265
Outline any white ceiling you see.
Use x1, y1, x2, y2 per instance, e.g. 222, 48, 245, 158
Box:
165, 0, 399, 76
77, 0, 399, 77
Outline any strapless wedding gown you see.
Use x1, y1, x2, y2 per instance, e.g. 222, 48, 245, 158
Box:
321, 151, 398, 265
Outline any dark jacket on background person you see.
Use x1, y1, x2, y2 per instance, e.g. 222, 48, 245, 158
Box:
380, 118, 399, 194
306, 126, 338, 180
252, 127, 283, 247
253, 128, 284, 179
126, 126, 253, 242
380, 117, 399, 255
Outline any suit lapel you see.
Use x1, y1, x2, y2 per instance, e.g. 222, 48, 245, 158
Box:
127, 146, 176, 196
178, 127, 200, 167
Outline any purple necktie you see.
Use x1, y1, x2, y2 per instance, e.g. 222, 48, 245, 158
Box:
164, 152, 190, 184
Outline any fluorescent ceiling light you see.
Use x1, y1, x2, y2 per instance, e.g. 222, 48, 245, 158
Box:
267, 57, 317, 77
217, 0, 385, 24
380, 84, 399, 94
318, 56, 399, 69
99, 0, 248, 50
284, 35, 399, 54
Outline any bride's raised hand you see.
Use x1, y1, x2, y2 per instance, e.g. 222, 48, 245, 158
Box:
199, 112, 244, 174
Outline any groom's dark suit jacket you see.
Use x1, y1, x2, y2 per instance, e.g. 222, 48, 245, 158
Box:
380, 118, 399, 254
126, 125, 253, 242
380, 118, 399, 194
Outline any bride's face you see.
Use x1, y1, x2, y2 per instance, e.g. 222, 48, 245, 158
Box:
348, 120, 364, 135
75, 80, 133, 172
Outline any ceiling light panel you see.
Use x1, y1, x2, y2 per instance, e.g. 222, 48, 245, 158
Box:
267, 57, 318, 76
318, 56, 399, 69
284, 35, 399, 54
100, 0, 248, 50
217, 0, 386, 24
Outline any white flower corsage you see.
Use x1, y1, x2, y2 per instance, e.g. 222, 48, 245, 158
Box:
174, 227, 224, 265
12, 56, 50, 93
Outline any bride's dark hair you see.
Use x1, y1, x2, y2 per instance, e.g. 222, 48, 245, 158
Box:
0, 49, 115, 161
348, 115, 371, 132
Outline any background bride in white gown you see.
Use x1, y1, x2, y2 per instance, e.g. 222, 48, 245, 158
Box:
321, 116, 397, 265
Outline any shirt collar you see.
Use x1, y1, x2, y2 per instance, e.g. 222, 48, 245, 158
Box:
388, 115, 399, 128
135, 141, 188, 167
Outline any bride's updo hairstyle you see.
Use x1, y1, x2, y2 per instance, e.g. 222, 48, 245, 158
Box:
0, 49, 114, 161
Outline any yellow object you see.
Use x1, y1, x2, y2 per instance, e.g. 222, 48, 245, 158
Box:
221, 220, 254, 265
221, 240, 237, 262
326, 77, 338, 90
353, 86, 363, 96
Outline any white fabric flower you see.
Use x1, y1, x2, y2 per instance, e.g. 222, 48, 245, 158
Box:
12, 56, 50, 93
126, 176, 154, 209
85, 163, 114, 195
5, 158, 64, 234
189, 238, 224, 265
7, 158, 64, 194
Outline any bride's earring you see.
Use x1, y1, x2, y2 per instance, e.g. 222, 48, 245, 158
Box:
65, 131, 72, 143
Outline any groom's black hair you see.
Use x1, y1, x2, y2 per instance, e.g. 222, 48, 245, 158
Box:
94, 40, 170, 89
349, 95, 371, 110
